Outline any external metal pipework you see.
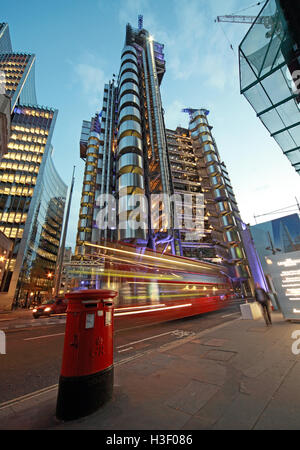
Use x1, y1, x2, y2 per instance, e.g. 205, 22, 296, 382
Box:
189, 109, 248, 278
189, 111, 237, 248
117, 45, 146, 241
145, 38, 171, 198
143, 36, 175, 249
105, 82, 116, 196
98, 82, 117, 243
142, 49, 155, 160
100, 83, 113, 197
76, 118, 101, 256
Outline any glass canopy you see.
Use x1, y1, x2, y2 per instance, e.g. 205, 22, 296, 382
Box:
239, 0, 300, 175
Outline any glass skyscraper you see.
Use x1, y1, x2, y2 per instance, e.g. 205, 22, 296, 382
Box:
0, 23, 12, 160
251, 213, 300, 266
0, 24, 67, 310
0, 23, 12, 54
75, 21, 253, 294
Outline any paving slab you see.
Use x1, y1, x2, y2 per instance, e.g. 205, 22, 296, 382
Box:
166, 380, 219, 416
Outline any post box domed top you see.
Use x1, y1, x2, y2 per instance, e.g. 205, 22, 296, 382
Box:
65, 289, 118, 301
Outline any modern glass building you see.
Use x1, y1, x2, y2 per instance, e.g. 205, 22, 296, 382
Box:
0, 25, 67, 310
75, 21, 254, 294
12, 144, 67, 306
0, 53, 37, 112
0, 23, 12, 54
251, 213, 300, 269
0, 105, 67, 308
239, 0, 300, 175
0, 24, 13, 160
250, 213, 300, 309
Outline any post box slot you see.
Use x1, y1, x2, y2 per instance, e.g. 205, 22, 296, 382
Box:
84, 303, 97, 308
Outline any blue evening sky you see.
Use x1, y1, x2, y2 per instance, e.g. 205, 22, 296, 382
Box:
2, 0, 300, 250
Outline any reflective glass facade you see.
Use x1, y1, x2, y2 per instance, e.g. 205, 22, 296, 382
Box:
0, 23, 12, 54
0, 53, 37, 112
251, 213, 300, 270
0, 106, 67, 307
0, 105, 55, 243
15, 151, 67, 305
0, 24, 13, 160
0, 24, 66, 310
239, 0, 300, 175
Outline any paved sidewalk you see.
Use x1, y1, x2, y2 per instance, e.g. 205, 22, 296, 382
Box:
1, 311, 300, 430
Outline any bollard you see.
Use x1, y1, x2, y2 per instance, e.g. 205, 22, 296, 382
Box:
56, 289, 117, 421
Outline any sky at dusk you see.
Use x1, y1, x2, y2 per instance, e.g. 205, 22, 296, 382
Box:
2, 0, 300, 250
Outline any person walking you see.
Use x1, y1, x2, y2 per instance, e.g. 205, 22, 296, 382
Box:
254, 283, 272, 326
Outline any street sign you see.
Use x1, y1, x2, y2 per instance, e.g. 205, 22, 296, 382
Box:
266, 250, 300, 320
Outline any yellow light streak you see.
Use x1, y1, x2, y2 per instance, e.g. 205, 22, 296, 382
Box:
115, 303, 192, 316
115, 304, 166, 311
68, 268, 177, 281
84, 242, 217, 272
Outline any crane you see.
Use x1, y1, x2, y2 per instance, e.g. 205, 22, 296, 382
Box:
215, 15, 273, 27
214, 1, 278, 31
215, 1, 280, 47
215, 1, 267, 24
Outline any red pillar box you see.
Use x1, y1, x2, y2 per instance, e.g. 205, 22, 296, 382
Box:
56, 289, 117, 421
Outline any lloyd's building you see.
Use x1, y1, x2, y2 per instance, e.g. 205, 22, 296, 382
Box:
0, 24, 67, 310
76, 20, 256, 295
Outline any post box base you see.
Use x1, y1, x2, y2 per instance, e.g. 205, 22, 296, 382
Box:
56, 365, 114, 421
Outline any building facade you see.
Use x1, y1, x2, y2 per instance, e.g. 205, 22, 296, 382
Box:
0, 23, 12, 54
76, 22, 173, 258
0, 52, 37, 113
75, 21, 253, 293
187, 109, 250, 283
0, 24, 13, 160
0, 25, 67, 310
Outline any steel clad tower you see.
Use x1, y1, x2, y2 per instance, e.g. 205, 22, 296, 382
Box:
76, 21, 173, 258
75, 20, 253, 294
187, 109, 251, 287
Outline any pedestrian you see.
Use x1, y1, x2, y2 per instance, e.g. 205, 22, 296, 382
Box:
254, 283, 272, 326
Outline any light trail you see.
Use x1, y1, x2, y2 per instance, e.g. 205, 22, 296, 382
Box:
114, 303, 192, 317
